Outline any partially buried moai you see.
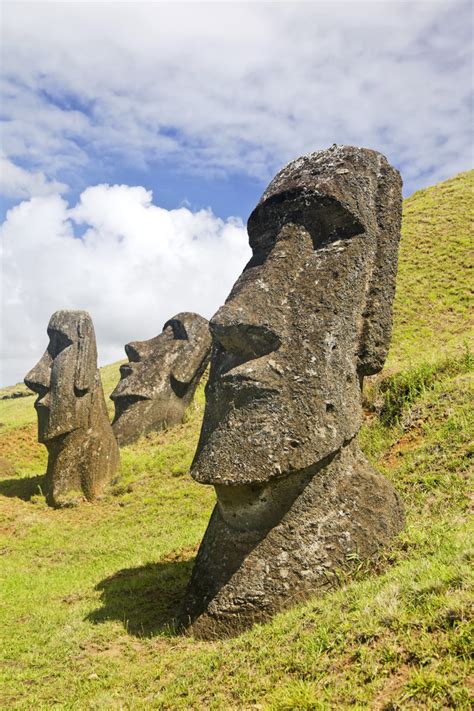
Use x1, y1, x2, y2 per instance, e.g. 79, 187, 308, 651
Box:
25, 310, 119, 507
110, 313, 211, 445
182, 145, 405, 637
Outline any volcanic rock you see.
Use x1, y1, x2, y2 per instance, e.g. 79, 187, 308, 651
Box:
110, 313, 211, 445
182, 145, 405, 637
24, 310, 119, 507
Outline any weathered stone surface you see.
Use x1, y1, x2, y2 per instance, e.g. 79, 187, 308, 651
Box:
182, 145, 405, 637
24, 310, 119, 507
110, 313, 211, 445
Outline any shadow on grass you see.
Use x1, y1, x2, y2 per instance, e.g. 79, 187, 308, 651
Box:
87, 556, 195, 637
0, 474, 45, 501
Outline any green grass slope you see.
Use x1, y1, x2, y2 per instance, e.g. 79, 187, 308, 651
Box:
0, 172, 472, 710
388, 169, 473, 369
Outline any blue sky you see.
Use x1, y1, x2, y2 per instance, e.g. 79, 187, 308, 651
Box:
1, 1, 472, 385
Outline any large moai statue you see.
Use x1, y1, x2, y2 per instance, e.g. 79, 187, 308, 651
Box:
25, 310, 119, 507
110, 313, 211, 445
182, 145, 405, 637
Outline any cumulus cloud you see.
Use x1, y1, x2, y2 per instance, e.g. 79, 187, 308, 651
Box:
0, 184, 250, 386
1, 2, 472, 195
1, 2, 472, 384
0, 156, 68, 199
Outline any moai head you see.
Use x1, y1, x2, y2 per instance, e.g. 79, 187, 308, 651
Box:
191, 146, 402, 528
25, 310, 98, 443
110, 312, 211, 444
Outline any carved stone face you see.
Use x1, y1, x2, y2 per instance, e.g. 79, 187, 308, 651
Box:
183, 146, 403, 636
110, 312, 211, 442
24, 311, 98, 443
191, 146, 402, 498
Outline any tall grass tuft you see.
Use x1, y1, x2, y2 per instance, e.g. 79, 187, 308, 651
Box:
376, 351, 471, 426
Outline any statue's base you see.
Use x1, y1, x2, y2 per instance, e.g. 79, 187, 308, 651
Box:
45, 424, 119, 508
181, 439, 404, 639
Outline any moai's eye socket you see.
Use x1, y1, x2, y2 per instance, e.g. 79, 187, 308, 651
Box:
247, 192, 365, 269
164, 319, 188, 341
47, 329, 73, 358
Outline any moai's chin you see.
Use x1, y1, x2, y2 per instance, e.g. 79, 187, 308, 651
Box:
45, 416, 119, 508
181, 440, 404, 639
112, 396, 188, 446
112, 397, 153, 446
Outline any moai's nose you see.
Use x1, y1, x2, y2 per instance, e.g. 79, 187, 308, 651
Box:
125, 341, 148, 363
209, 232, 291, 365
24, 352, 51, 396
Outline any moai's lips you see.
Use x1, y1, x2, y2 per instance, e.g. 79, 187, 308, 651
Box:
112, 394, 150, 414
217, 371, 279, 401
219, 371, 268, 385
218, 357, 274, 384
212, 341, 283, 394
112, 364, 151, 401
212, 350, 282, 405
32, 385, 50, 410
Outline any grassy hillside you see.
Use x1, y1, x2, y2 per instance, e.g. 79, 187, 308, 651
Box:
388, 170, 473, 369
0, 172, 473, 709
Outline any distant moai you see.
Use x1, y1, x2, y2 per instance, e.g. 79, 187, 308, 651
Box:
110, 313, 211, 445
182, 145, 405, 637
25, 310, 119, 507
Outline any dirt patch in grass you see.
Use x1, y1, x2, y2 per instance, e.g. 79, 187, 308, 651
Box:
371, 664, 412, 710
0, 457, 15, 478
382, 428, 425, 469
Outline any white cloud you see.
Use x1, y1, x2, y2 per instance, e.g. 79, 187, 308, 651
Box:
0, 156, 68, 199
1, 2, 472, 194
0, 2, 472, 385
0, 184, 250, 386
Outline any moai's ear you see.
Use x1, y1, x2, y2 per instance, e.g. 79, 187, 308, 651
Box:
358, 160, 403, 376
74, 313, 98, 393
170, 342, 208, 388
170, 337, 211, 399
164, 316, 209, 387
